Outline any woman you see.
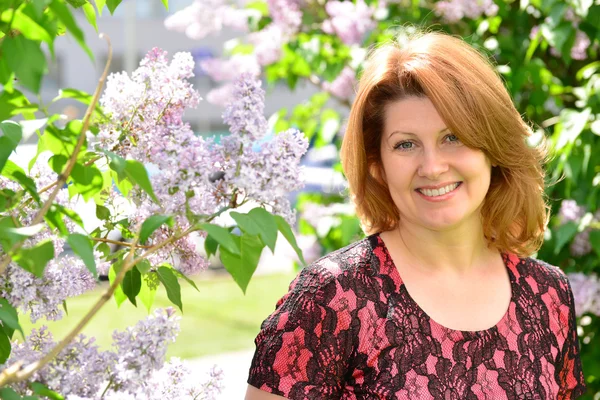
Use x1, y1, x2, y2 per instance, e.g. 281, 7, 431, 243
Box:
246, 31, 587, 399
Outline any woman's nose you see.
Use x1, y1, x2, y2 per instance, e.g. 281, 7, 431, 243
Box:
417, 148, 449, 179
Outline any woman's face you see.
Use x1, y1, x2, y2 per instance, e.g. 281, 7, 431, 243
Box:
379, 96, 492, 232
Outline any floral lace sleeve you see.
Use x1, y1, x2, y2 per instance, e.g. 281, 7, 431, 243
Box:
247, 265, 355, 399
557, 277, 587, 399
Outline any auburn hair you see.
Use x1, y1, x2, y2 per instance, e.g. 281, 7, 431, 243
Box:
341, 30, 549, 257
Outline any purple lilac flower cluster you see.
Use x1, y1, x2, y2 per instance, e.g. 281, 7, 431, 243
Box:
434, 0, 499, 22
215, 74, 309, 223
0, 156, 97, 323
322, 0, 376, 46
567, 272, 600, 317
95, 51, 307, 270
1, 309, 221, 399
322, 66, 356, 100
556, 200, 599, 257
163, 0, 249, 39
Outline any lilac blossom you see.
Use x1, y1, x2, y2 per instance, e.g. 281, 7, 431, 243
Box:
0, 255, 95, 323
222, 73, 268, 141
571, 31, 591, 60
322, 0, 376, 46
206, 83, 236, 106
133, 359, 224, 400
558, 199, 585, 224
249, 25, 285, 66
267, 0, 302, 35
200, 55, 261, 82
567, 272, 600, 317
1, 309, 199, 399
163, 0, 249, 39
435, 0, 499, 23
322, 66, 356, 99
109, 308, 180, 393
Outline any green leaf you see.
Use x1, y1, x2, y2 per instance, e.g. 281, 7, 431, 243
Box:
96, 204, 110, 220
0, 328, 10, 364
49, 0, 94, 61
14, 240, 54, 278
220, 234, 264, 293
590, 230, 600, 258
95, 0, 106, 15
31, 382, 65, 400
135, 259, 152, 274
340, 217, 361, 245
0, 298, 23, 339
157, 266, 182, 311
81, 2, 98, 32
67, 233, 97, 278
52, 88, 105, 117
139, 273, 157, 313
45, 205, 69, 235
122, 266, 141, 306
1, 8, 53, 46
0, 89, 38, 121
1, 35, 47, 93
275, 215, 305, 265
204, 234, 218, 258
108, 261, 127, 307
69, 162, 104, 202
104, 151, 126, 180
1, 161, 40, 204
554, 222, 579, 254
66, 0, 88, 7
161, 0, 168, 10
173, 270, 199, 292
124, 160, 160, 204
200, 223, 240, 255
0, 387, 20, 400
140, 215, 173, 244
0, 218, 44, 250
0, 121, 23, 174
231, 208, 278, 253
106, 0, 122, 14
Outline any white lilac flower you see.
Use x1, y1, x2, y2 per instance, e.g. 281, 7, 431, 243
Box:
567, 272, 600, 317
322, 66, 356, 99
164, 0, 249, 39
435, 0, 499, 23
322, 0, 376, 46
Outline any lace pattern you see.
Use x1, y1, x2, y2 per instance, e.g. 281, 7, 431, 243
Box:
248, 234, 587, 399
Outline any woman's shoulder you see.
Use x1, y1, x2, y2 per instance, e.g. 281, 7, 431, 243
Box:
289, 234, 379, 298
508, 253, 571, 293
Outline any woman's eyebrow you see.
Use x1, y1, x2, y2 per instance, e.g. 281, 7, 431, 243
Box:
388, 127, 450, 139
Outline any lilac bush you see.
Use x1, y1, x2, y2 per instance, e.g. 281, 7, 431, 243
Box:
0, 45, 308, 397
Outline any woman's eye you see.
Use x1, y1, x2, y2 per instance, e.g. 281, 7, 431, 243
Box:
394, 141, 413, 150
445, 134, 460, 143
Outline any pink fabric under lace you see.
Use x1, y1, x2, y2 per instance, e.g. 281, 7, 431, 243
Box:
248, 234, 586, 399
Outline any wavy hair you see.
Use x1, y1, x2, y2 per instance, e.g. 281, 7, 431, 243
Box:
341, 30, 549, 256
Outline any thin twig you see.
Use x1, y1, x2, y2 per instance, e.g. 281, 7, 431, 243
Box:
90, 237, 152, 250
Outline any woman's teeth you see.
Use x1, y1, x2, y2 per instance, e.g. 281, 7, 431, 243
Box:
417, 182, 460, 197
